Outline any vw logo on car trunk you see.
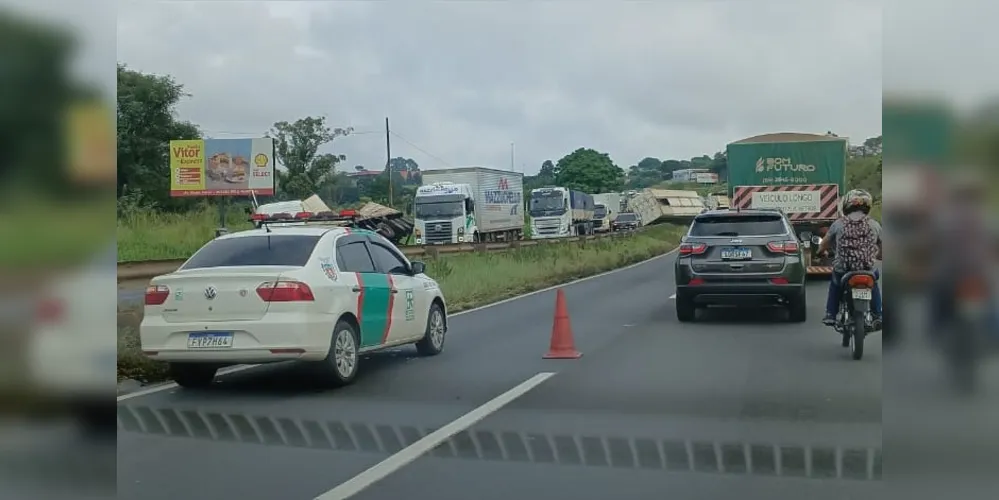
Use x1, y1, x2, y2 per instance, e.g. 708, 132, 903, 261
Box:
204, 286, 218, 300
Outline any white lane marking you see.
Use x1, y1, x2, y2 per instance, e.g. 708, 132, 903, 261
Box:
117, 248, 678, 402
314, 372, 556, 500
669, 294, 676, 300
116, 364, 257, 402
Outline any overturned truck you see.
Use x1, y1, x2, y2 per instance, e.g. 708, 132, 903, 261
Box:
250, 195, 415, 246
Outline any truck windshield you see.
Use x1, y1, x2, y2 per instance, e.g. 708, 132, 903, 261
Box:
529, 192, 566, 216
414, 200, 464, 219
594, 205, 607, 218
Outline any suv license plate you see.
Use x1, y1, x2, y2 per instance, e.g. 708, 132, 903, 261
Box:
851, 289, 872, 300
721, 247, 752, 260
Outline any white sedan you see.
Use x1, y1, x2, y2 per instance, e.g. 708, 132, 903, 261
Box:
140, 225, 448, 388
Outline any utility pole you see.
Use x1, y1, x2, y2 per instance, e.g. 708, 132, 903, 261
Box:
385, 117, 392, 207
510, 142, 515, 171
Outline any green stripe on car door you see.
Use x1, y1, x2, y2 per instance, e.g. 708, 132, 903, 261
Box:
357, 272, 391, 348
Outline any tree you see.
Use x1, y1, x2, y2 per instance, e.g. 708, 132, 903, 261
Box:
268, 116, 352, 200
117, 64, 201, 210
554, 148, 625, 193
539, 159, 556, 179
386, 157, 422, 185
525, 159, 557, 191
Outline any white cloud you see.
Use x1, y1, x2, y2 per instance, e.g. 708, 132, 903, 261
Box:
116, 1, 883, 173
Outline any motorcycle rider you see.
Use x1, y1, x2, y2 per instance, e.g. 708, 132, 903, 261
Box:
818, 189, 883, 328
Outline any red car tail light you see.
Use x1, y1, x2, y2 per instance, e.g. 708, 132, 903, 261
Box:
257, 281, 315, 302
145, 285, 170, 305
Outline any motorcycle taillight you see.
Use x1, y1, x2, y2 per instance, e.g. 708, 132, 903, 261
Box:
847, 274, 875, 289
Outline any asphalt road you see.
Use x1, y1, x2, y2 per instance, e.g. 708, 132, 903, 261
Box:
115, 251, 883, 500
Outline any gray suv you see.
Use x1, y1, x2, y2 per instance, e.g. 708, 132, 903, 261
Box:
674, 209, 806, 323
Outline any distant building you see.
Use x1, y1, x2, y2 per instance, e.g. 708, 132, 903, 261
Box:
671, 168, 716, 184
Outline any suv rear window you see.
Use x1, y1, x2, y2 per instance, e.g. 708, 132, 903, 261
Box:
689, 215, 786, 237
182, 235, 322, 269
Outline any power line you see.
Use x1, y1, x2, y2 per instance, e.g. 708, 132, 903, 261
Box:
389, 130, 453, 168
201, 129, 381, 136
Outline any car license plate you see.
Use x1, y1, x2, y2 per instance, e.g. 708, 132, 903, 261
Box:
851, 289, 872, 300
721, 247, 752, 260
187, 332, 234, 348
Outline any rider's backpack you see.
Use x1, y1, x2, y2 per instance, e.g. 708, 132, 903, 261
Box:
838, 216, 878, 271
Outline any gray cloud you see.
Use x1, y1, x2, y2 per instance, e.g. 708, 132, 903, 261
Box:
117, 1, 883, 174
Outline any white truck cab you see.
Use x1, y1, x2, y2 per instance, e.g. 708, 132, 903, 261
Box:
529, 187, 595, 238
413, 182, 476, 244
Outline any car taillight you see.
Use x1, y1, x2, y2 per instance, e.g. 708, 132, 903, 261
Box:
257, 281, 315, 302
679, 243, 707, 255
766, 241, 799, 254
847, 275, 875, 289
145, 285, 170, 305
688, 278, 705, 285
769, 277, 790, 285
35, 297, 64, 324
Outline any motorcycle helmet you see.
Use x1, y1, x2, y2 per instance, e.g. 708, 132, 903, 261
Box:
842, 189, 873, 215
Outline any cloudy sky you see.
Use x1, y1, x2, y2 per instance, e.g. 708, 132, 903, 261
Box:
114, 1, 884, 175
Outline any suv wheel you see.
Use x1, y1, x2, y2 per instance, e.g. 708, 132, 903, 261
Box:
676, 294, 696, 322
788, 291, 807, 323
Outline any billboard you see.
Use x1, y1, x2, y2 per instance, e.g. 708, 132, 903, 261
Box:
695, 172, 719, 184
169, 138, 275, 196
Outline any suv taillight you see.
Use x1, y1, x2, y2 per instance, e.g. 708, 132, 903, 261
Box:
679, 242, 707, 255
145, 285, 170, 305
257, 281, 315, 302
766, 241, 799, 254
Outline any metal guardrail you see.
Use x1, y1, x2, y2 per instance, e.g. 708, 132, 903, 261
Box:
117, 405, 881, 481
116, 229, 647, 282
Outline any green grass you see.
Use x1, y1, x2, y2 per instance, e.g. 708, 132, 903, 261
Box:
118, 206, 253, 262
117, 223, 686, 383
0, 194, 114, 267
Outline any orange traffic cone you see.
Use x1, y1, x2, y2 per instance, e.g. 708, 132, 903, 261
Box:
543, 288, 582, 359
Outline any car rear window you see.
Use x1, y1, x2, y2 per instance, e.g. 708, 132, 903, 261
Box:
617, 213, 637, 221
689, 215, 786, 237
182, 235, 322, 269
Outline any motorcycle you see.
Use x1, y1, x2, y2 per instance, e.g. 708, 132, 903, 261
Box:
833, 269, 880, 360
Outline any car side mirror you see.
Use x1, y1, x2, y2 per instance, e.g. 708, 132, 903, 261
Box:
410, 261, 426, 275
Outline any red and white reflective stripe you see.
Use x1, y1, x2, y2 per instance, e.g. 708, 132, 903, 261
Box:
807, 266, 834, 274
731, 184, 840, 220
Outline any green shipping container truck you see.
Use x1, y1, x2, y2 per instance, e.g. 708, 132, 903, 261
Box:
725, 133, 848, 275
